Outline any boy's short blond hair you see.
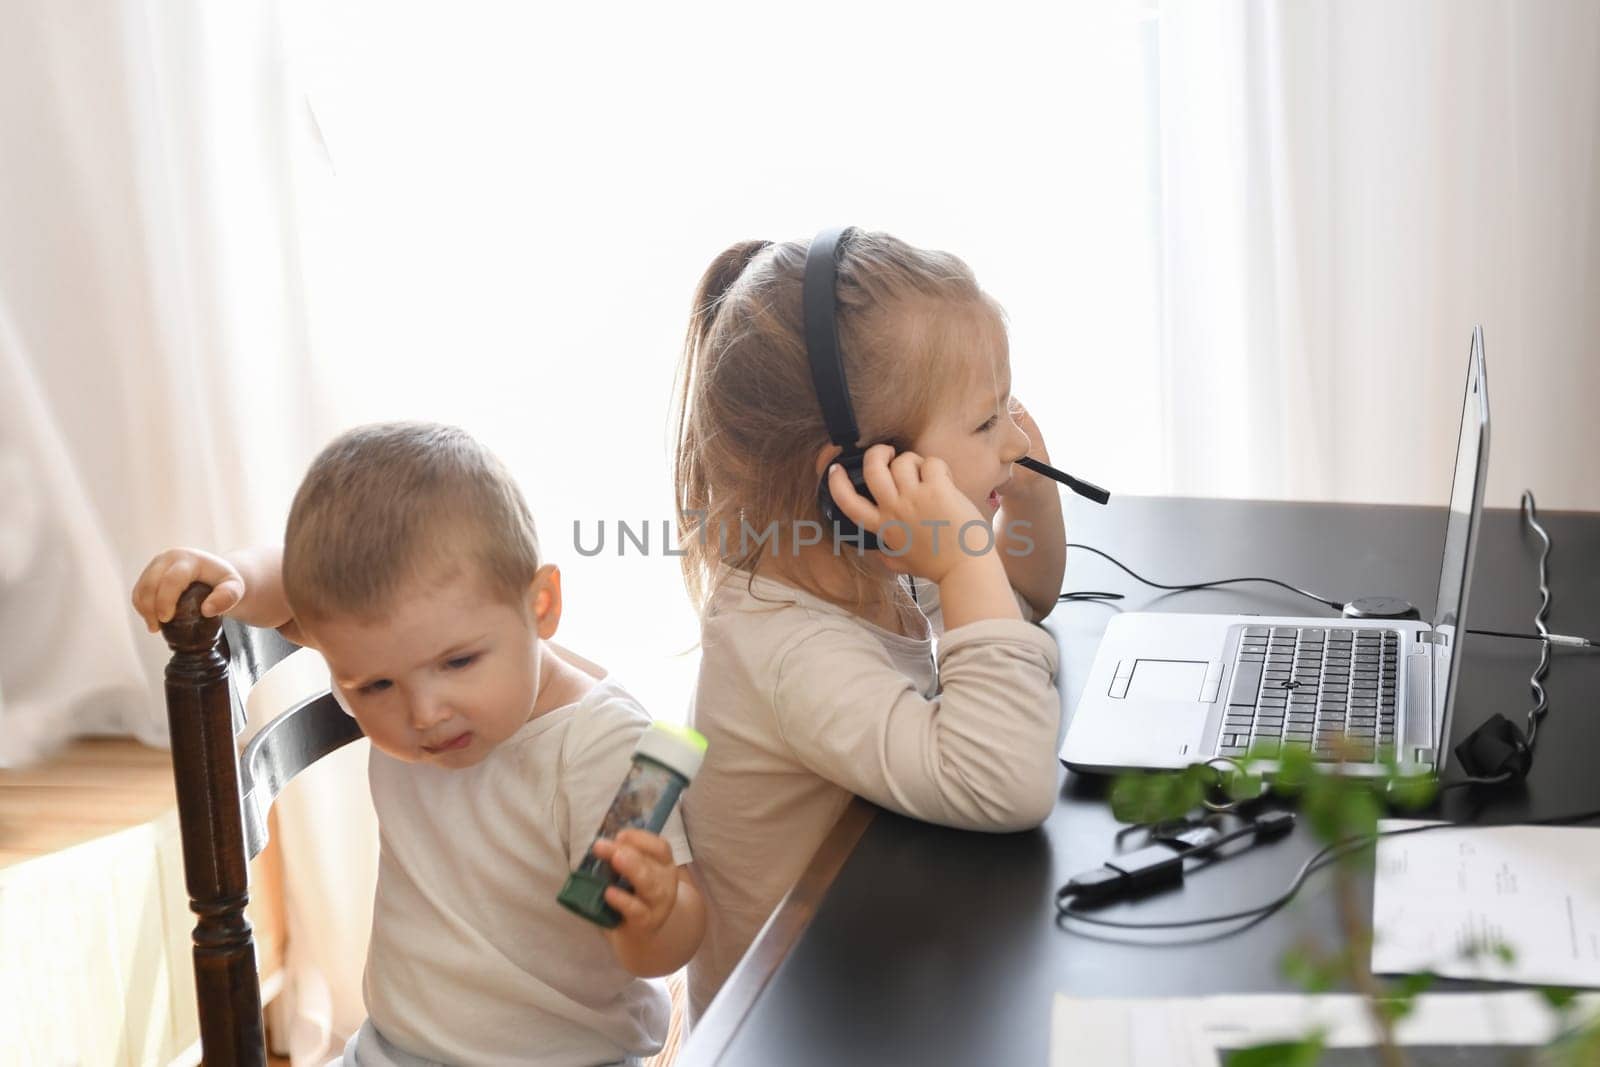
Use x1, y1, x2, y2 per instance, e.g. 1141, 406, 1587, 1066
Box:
283, 422, 542, 622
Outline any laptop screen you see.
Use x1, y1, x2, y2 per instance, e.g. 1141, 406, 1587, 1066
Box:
1430, 328, 1490, 749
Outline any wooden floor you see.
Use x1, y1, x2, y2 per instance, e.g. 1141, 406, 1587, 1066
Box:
0, 737, 285, 978
0, 736, 178, 868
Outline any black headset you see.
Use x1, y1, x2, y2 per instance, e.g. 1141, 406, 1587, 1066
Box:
804, 226, 887, 549
803, 226, 1110, 552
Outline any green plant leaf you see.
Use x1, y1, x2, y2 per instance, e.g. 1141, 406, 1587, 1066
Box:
1180, 763, 1214, 805
1377, 990, 1424, 1024
1273, 744, 1315, 795
1338, 787, 1382, 840
1280, 946, 1341, 994
1301, 775, 1342, 841
1544, 1014, 1600, 1067
1228, 763, 1268, 804
1540, 985, 1579, 1011
1386, 772, 1437, 810
1391, 971, 1435, 998
1110, 764, 1214, 825
1223, 1035, 1325, 1067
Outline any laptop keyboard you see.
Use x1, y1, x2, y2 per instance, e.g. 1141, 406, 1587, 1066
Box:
1215, 626, 1399, 763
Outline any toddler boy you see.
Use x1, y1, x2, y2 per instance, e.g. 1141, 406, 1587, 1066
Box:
133, 422, 703, 1066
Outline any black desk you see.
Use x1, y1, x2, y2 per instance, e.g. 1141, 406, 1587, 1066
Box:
678, 496, 1600, 1067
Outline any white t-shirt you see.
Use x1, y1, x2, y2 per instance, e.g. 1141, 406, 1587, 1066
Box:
683, 567, 1061, 1020
360, 676, 692, 1066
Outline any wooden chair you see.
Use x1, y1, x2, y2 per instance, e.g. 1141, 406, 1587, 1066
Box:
159, 582, 364, 1065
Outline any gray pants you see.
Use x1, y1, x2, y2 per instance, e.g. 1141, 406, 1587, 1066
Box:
328, 1019, 644, 1067
329, 1021, 443, 1067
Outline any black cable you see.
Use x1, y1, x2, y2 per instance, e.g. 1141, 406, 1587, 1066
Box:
1470, 628, 1595, 648
1058, 590, 1125, 604
1058, 829, 1375, 932
1519, 491, 1554, 747
1057, 803, 1600, 934
1059, 531, 1596, 648
1435, 773, 1511, 793
1061, 542, 1346, 611
1433, 491, 1558, 791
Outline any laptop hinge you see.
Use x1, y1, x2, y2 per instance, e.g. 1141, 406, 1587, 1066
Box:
1414, 630, 1448, 647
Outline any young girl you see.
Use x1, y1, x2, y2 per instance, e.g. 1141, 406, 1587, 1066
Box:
673, 231, 1067, 1021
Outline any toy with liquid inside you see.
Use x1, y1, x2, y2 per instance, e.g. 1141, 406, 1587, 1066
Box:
557, 722, 707, 927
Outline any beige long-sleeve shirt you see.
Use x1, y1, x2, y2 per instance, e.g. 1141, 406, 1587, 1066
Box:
683, 567, 1061, 1021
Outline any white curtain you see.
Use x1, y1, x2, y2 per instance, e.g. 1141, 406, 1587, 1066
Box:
0, 2, 369, 1062
1154, 0, 1600, 509
0, 304, 147, 765
0, 1, 322, 754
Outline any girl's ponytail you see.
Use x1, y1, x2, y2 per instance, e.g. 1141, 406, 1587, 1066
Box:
686, 240, 772, 357
673, 240, 772, 606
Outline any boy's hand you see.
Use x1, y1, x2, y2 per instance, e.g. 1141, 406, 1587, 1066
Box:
826, 443, 988, 583
131, 548, 246, 633
591, 829, 680, 935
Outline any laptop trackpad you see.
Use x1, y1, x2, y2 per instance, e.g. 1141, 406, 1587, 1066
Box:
1128, 659, 1209, 701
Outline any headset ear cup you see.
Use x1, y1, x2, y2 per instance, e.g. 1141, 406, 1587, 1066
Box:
817, 449, 881, 552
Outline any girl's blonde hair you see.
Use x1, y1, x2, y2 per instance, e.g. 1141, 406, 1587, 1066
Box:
672, 230, 1003, 615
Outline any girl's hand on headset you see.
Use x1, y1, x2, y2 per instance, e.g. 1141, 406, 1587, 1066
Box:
827, 443, 989, 583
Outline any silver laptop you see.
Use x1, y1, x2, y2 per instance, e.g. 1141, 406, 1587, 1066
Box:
1061, 328, 1490, 777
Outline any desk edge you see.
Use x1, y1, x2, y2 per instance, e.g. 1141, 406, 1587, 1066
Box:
680, 797, 877, 1066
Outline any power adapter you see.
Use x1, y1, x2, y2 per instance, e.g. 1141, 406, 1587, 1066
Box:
1061, 844, 1185, 907
1059, 811, 1296, 910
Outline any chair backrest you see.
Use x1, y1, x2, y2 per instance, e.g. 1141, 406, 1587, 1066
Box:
159, 581, 364, 1066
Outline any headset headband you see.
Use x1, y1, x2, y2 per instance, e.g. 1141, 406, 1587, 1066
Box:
803, 226, 862, 450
